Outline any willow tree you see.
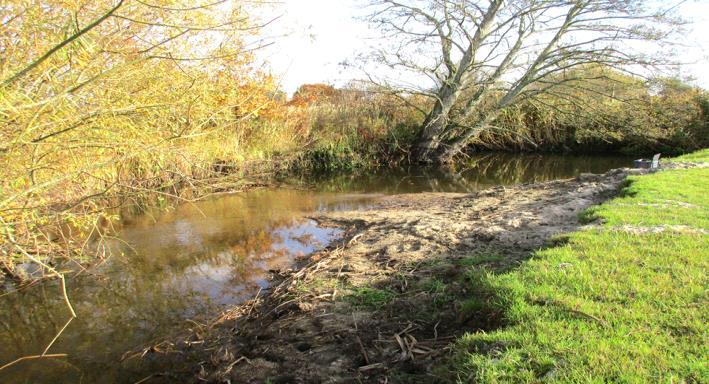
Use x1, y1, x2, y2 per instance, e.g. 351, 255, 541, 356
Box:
0, 0, 280, 368
366, 0, 682, 163
0, 1, 276, 278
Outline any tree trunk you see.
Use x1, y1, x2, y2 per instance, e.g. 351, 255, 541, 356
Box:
431, 144, 458, 164
421, 115, 497, 165
412, 84, 459, 163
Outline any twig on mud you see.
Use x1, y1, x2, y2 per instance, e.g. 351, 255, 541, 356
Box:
348, 233, 363, 245
358, 362, 384, 372
222, 356, 249, 373
246, 287, 262, 317
272, 298, 297, 314
395, 322, 417, 337
393, 323, 436, 361
394, 333, 408, 361
133, 374, 156, 384
356, 335, 371, 365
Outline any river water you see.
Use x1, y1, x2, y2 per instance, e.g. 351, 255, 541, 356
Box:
0, 153, 632, 383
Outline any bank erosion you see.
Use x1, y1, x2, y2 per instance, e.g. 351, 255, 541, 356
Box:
137, 149, 708, 383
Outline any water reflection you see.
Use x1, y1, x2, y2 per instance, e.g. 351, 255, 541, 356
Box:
303, 152, 632, 194
0, 190, 352, 383
0, 153, 633, 383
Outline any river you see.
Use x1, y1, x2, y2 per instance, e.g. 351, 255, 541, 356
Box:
0, 153, 632, 383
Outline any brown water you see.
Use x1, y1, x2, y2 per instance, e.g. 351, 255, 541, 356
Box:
0, 153, 632, 383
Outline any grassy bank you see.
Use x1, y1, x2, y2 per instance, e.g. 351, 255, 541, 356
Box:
452, 153, 708, 382
668, 149, 709, 163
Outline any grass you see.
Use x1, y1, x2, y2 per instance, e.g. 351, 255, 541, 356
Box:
582, 167, 709, 228
455, 253, 507, 268
344, 286, 397, 309
451, 154, 709, 383
295, 276, 341, 295
666, 149, 709, 163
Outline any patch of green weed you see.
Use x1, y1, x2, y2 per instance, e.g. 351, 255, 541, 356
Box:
344, 286, 397, 309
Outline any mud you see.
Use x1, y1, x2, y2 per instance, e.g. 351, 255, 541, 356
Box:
136, 168, 640, 383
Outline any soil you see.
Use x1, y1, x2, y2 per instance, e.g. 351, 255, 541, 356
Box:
134, 168, 643, 383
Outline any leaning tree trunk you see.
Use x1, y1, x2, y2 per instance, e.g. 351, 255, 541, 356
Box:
414, 113, 485, 165
412, 84, 460, 164
432, 114, 499, 164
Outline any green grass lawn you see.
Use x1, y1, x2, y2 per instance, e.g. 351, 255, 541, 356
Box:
453, 152, 709, 383
582, 167, 709, 228
667, 149, 709, 163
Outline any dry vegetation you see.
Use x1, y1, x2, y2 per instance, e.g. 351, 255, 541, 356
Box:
473, 70, 709, 154
1, 0, 282, 279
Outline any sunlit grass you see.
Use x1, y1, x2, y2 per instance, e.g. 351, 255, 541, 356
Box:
452, 164, 709, 383
667, 148, 709, 163
582, 167, 708, 228
344, 286, 397, 309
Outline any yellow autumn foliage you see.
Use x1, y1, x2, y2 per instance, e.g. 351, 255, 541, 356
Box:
0, 0, 286, 275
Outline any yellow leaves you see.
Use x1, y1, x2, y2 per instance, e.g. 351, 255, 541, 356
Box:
0, 0, 278, 267
289, 84, 340, 107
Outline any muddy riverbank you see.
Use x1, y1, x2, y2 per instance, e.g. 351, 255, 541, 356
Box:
130, 167, 650, 383
2, 153, 638, 383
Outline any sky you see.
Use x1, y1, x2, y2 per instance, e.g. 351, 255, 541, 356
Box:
258, 0, 709, 95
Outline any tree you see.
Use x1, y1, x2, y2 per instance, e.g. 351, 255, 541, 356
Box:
289, 83, 341, 106
0, 0, 275, 278
0, 1, 279, 368
365, 0, 683, 163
